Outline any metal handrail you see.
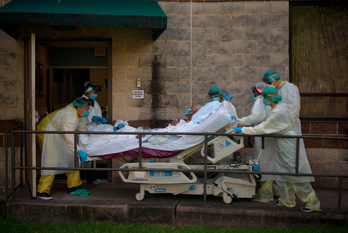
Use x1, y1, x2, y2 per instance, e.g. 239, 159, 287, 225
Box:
4, 125, 23, 203
7, 129, 348, 212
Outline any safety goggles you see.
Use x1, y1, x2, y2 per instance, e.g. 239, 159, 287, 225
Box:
261, 92, 279, 97
252, 86, 264, 92
262, 73, 279, 83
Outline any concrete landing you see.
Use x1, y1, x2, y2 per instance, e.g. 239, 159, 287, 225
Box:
6, 182, 348, 228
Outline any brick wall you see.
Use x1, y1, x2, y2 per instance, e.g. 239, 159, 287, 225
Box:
154, 1, 289, 119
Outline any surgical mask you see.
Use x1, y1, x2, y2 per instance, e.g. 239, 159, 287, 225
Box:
90, 94, 98, 100
211, 97, 219, 102
185, 108, 191, 115
263, 99, 270, 106
83, 111, 90, 117
251, 93, 256, 101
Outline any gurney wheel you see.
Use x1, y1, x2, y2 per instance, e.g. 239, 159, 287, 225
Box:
223, 193, 233, 204
135, 193, 144, 201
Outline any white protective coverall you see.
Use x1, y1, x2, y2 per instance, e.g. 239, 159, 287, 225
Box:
222, 100, 238, 118
40, 104, 86, 175
242, 103, 320, 211
238, 96, 274, 181
277, 82, 301, 135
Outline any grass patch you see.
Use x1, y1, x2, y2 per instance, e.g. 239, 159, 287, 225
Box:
0, 218, 346, 233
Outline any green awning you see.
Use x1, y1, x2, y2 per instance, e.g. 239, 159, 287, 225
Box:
0, 0, 167, 40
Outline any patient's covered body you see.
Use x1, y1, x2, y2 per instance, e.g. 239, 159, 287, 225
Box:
80, 101, 233, 157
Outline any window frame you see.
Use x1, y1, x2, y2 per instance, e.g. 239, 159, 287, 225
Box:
289, 1, 348, 122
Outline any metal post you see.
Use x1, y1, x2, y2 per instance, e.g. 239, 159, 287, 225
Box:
262, 136, 264, 149
20, 133, 23, 185
203, 134, 208, 206
24, 133, 28, 183
295, 137, 300, 174
11, 132, 15, 202
139, 133, 142, 169
74, 132, 77, 168
5, 130, 8, 203
337, 176, 343, 213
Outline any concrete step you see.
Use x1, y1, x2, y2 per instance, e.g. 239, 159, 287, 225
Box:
6, 182, 348, 227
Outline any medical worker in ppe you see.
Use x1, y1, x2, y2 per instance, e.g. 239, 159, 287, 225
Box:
36, 97, 94, 200
233, 87, 320, 212
262, 70, 305, 201
237, 83, 276, 183
82, 82, 107, 125
208, 86, 238, 120
262, 70, 302, 135
237, 83, 277, 203
80, 82, 106, 184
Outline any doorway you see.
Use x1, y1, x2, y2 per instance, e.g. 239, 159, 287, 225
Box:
31, 39, 111, 187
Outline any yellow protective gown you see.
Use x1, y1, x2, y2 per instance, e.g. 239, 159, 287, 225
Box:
37, 104, 86, 175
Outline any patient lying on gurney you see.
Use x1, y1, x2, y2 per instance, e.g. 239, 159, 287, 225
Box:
79, 101, 222, 148
135, 104, 201, 143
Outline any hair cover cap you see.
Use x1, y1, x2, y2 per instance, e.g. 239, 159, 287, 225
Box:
253, 82, 270, 93
208, 86, 223, 97
262, 70, 280, 83
84, 82, 101, 94
73, 97, 94, 108
262, 87, 282, 102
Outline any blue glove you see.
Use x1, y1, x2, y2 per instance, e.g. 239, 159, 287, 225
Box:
224, 93, 233, 102
118, 123, 124, 129
92, 116, 107, 124
233, 127, 242, 132
231, 116, 237, 121
113, 127, 118, 132
77, 150, 88, 162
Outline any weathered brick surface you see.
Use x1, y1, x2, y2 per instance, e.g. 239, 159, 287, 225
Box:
306, 148, 336, 162
218, 2, 243, 14
338, 123, 348, 135
337, 149, 348, 161
311, 123, 337, 134
231, 15, 258, 27
245, 28, 270, 41
304, 138, 324, 148
0, 67, 16, 80
193, 68, 230, 81
270, 54, 289, 67
218, 28, 244, 41
205, 15, 230, 28
301, 122, 310, 134
323, 135, 348, 149
244, 2, 270, 14
192, 2, 217, 15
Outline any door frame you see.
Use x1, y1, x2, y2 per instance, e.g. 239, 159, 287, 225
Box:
33, 38, 113, 121
24, 38, 113, 192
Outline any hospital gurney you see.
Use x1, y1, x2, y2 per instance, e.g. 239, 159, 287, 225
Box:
84, 106, 262, 204
116, 120, 263, 204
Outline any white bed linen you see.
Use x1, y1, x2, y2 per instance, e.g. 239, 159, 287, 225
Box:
81, 104, 232, 156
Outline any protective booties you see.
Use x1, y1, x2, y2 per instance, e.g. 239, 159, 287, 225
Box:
92, 116, 107, 124
69, 189, 90, 197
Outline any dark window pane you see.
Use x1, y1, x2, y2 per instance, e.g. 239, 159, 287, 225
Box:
292, 6, 348, 94
300, 96, 348, 118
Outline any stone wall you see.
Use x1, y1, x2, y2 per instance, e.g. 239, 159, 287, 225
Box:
153, 1, 289, 119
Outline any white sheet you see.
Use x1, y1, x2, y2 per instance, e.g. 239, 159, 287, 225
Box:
81, 103, 232, 156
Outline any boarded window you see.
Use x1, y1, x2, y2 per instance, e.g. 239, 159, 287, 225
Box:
292, 5, 348, 119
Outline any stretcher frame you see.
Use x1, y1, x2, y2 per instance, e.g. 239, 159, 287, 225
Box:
88, 121, 261, 204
